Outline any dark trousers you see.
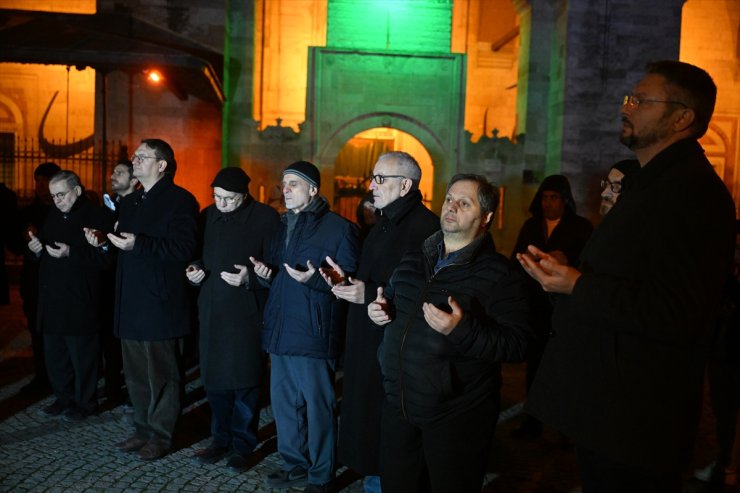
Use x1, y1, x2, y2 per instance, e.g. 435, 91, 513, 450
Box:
44, 333, 99, 413
576, 445, 683, 493
379, 396, 498, 493
206, 386, 260, 455
121, 338, 181, 447
707, 360, 740, 466
101, 327, 123, 395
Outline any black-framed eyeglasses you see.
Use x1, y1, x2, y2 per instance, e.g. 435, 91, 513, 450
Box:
600, 179, 622, 193
51, 189, 73, 200
622, 94, 687, 110
370, 174, 407, 185
131, 153, 159, 162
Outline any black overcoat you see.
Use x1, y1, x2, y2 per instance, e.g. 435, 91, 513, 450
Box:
37, 196, 114, 335
527, 139, 737, 473
193, 197, 280, 390
338, 190, 439, 475
113, 175, 199, 341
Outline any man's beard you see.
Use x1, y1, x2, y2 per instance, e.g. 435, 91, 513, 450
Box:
619, 115, 671, 150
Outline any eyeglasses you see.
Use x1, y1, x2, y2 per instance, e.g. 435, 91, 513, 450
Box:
213, 193, 240, 204
370, 174, 407, 185
51, 189, 73, 200
131, 153, 159, 162
622, 95, 687, 110
600, 179, 622, 193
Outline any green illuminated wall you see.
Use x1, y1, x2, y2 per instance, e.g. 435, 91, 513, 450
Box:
327, 0, 452, 53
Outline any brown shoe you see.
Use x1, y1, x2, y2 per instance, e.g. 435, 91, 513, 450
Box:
115, 436, 147, 452
137, 441, 168, 461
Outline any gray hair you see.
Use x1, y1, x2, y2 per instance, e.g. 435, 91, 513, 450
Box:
378, 151, 422, 188
49, 170, 82, 190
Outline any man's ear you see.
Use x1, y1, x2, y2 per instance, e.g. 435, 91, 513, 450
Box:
673, 108, 696, 134
399, 178, 413, 197
73, 185, 83, 198
157, 160, 168, 173
309, 185, 319, 197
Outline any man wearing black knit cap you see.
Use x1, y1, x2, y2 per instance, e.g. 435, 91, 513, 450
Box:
251, 161, 359, 493
186, 167, 280, 469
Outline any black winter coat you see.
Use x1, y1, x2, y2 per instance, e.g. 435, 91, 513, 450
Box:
193, 198, 280, 390
37, 196, 114, 335
338, 191, 439, 475
527, 139, 737, 473
113, 175, 199, 341
378, 231, 533, 427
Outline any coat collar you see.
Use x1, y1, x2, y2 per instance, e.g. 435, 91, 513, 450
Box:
378, 190, 425, 225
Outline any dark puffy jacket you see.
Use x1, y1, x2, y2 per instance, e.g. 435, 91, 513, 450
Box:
261, 197, 359, 359
378, 231, 532, 427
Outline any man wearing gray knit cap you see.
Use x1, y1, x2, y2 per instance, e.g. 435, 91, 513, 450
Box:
251, 161, 359, 493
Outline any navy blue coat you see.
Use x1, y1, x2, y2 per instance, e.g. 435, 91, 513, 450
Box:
113, 175, 199, 341
261, 197, 359, 359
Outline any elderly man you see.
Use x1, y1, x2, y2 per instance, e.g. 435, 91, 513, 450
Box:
186, 167, 280, 469
370, 174, 532, 493
321, 151, 438, 493
599, 159, 639, 216
518, 61, 736, 491
30, 170, 113, 421
251, 161, 358, 493
89, 138, 198, 461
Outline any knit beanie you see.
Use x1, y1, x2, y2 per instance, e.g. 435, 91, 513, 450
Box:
283, 161, 320, 190
211, 167, 251, 193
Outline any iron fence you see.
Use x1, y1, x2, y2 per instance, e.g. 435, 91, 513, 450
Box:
0, 134, 127, 203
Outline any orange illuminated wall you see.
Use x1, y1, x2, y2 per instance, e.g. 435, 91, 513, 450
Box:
0, 0, 94, 13
253, 0, 327, 131
680, 0, 740, 215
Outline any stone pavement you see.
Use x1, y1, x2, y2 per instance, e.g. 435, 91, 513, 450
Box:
0, 283, 737, 492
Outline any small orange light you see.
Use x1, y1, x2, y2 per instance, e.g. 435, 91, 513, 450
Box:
145, 69, 163, 84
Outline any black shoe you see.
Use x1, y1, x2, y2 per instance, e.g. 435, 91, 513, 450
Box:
226, 452, 251, 471
38, 400, 67, 417
192, 444, 230, 465
62, 408, 89, 422
266, 466, 309, 489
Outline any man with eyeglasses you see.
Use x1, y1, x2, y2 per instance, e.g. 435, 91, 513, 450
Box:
88, 138, 198, 461
185, 167, 279, 470
599, 159, 639, 216
250, 161, 359, 493
518, 61, 736, 491
29, 170, 113, 421
369, 174, 531, 493
320, 151, 438, 493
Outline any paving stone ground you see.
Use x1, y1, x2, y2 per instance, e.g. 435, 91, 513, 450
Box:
0, 284, 737, 492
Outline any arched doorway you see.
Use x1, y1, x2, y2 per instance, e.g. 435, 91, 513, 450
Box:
333, 128, 433, 222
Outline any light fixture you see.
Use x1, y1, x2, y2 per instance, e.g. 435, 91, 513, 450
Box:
145, 69, 164, 84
